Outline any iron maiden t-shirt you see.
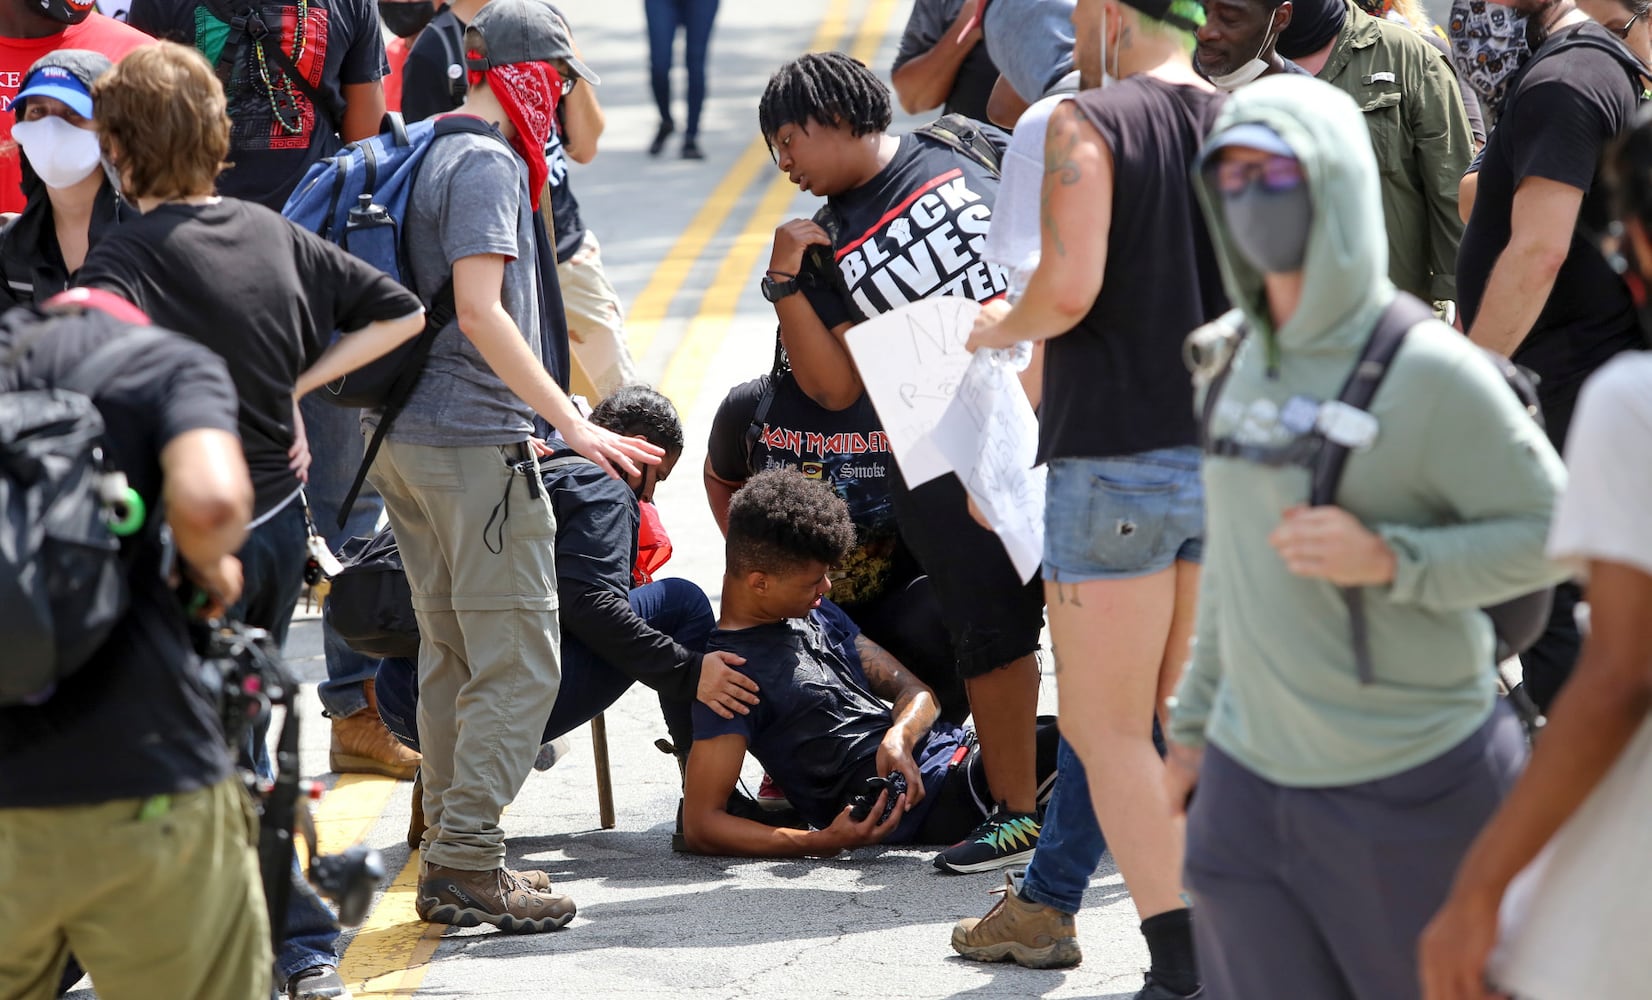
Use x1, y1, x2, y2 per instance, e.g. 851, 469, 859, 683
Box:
804, 129, 1009, 329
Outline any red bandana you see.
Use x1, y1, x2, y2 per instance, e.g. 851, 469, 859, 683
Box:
467, 58, 563, 210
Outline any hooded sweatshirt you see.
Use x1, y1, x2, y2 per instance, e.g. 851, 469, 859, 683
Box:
1168, 76, 1567, 787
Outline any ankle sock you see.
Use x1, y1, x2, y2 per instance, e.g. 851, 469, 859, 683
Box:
1140, 907, 1199, 996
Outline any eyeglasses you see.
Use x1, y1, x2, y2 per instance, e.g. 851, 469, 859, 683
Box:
1609, 10, 1643, 39
1208, 156, 1305, 196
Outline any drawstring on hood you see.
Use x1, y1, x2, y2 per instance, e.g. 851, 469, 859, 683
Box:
1193, 75, 1395, 375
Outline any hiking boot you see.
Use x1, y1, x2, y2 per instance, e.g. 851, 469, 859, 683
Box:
952, 871, 1081, 970
330, 681, 420, 780
407, 770, 426, 850
508, 866, 553, 893
1134, 974, 1205, 999
416, 863, 575, 933
933, 809, 1041, 874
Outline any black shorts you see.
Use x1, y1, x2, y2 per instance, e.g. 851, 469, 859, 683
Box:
890, 467, 1044, 679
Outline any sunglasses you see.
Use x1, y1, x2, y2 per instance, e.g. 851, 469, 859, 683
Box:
1609, 10, 1643, 38
1208, 156, 1306, 196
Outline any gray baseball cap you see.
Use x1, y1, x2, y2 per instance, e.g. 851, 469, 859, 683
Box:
467, 0, 600, 84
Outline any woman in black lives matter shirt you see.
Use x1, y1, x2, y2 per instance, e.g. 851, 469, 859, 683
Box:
750, 51, 1048, 876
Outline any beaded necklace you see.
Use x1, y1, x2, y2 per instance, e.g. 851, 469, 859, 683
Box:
250, 0, 310, 135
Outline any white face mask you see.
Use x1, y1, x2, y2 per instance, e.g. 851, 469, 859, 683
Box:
1209, 21, 1279, 90
12, 115, 102, 190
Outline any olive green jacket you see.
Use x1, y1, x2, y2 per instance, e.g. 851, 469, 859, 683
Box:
1318, 0, 1472, 302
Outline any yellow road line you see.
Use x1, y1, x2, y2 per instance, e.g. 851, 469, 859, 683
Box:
626, 0, 853, 362
339, 854, 444, 999
657, 0, 899, 409
314, 774, 401, 857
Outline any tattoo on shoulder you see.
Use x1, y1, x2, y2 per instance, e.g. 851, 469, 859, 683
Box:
1043, 108, 1085, 259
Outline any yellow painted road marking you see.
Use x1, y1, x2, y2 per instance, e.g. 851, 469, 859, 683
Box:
339, 854, 445, 999
626, 0, 853, 361
314, 774, 401, 856
657, 0, 900, 409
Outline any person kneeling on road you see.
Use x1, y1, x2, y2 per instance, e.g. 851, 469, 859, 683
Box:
680, 469, 1057, 859
375, 387, 761, 834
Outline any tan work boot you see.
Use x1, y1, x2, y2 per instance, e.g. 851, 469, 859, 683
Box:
416, 863, 575, 933
951, 871, 1081, 969
330, 680, 421, 780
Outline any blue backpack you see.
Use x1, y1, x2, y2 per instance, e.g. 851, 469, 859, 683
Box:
283, 113, 507, 527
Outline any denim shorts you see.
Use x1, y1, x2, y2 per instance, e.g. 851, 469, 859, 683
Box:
1043, 447, 1205, 582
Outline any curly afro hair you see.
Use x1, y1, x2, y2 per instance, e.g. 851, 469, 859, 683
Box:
590, 385, 684, 454
726, 468, 856, 576
758, 51, 892, 155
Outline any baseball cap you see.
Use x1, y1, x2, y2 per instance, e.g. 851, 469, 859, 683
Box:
1204, 123, 1297, 159
468, 0, 600, 84
13, 50, 112, 120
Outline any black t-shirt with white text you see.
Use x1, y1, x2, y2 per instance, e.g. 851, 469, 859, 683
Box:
0, 321, 241, 808
130, 0, 388, 210
1457, 23, 1643, 447
78, 199, 422, 516
708, 374, 905, 607
803, 129, 1010, 329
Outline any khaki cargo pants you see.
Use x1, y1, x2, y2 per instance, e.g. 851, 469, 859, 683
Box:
369, 439, 562, 872
0, 777, 272, 1000
558, 230, 639, 399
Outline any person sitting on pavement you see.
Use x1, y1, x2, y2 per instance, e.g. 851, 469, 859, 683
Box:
376, 386, 760, 826
681, 469, 1057, 860
704, 374, 969, 725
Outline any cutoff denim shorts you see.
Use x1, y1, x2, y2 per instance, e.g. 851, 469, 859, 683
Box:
1043, 446, 1205, 582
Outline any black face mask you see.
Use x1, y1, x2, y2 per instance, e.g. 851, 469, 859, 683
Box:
37, 0, 95, 26
377, 0, 434, 38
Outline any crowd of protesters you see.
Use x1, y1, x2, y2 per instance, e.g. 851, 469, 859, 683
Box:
0, 0, 1649, 997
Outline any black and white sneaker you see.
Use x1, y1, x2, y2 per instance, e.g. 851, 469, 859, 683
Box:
932, 809, 1041, 874
1135, 973, 1204, 999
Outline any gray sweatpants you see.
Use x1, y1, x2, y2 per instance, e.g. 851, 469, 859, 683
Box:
1184, 704, 1526, 1000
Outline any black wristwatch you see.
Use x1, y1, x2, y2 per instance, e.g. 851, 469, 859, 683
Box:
761, 272, 800, 303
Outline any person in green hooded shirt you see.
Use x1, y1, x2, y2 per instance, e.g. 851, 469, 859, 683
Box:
1163, 75, 1568, 1000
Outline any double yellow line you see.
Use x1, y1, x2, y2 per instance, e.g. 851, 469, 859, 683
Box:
329, 1, 902, 993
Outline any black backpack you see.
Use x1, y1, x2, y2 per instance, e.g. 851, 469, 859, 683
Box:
1199, 293, 1554, 683
325, 527, 420, 660
0, 310, 163, 705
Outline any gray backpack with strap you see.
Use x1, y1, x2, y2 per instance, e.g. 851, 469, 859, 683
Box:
1199, 293, 1554, 682
1, 312, 161, 705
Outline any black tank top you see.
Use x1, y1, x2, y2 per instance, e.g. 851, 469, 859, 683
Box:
1037, 76, 1229, 463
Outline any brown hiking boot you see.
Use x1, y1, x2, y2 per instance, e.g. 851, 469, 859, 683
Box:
416, 863, 575, 933
407, 770, 426, 850
507, 867, 553, 893
330, 680, 421, 780
952, 871, 1081, 969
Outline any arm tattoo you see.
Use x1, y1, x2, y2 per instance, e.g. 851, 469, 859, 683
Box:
855, 633, 916, 703
1042, 107, 1084, 259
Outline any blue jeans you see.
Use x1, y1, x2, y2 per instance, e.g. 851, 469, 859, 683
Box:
644, 0, 720, 138
375, 577, 715, 753
300, 395, 385, 720
1019, 737, 1106, 915
227, 495, 342, 982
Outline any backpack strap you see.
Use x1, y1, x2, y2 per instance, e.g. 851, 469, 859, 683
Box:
743, 333, 791, 475
195, 0, 347, 130
1197, 322, 1247, 452
913, 114, 1005, 177
433, 13, 469, 107
1311, 292, 1436, 684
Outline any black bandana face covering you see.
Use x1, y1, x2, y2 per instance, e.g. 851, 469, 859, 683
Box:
378, 0, 434, 38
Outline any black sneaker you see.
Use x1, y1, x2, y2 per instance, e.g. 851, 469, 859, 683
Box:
648, 120, 675, 156
681, 136, 705, 160
1135, 974, 1204, 999
933, 809, 1041, 874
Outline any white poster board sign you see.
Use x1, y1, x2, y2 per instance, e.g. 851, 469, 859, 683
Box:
932, 347, 1045, 582
844, 297, 980, 487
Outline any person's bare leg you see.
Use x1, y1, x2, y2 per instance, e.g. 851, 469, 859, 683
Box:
1156, 562, 1201, 733
1049, 568, 1186, 920
964, 653, 1041, 813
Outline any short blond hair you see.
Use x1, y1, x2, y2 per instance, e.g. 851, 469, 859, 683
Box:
94, 42, 230, 201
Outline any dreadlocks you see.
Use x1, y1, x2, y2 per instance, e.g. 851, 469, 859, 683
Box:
758, 51, 893, 154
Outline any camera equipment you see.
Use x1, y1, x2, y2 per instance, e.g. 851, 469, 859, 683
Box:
192, 618, 387, 950
847, 771, 908, 824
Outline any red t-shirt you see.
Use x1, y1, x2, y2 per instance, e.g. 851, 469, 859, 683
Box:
384, 34, 412, 113
0, 14, 150, 213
